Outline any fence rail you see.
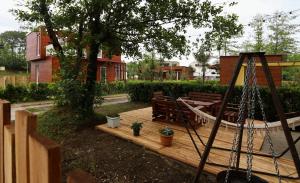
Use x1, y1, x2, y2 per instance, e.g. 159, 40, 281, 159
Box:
0, 76, 30, 88
0, 100, 96, 183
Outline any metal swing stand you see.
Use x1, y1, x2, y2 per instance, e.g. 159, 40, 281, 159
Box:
193, 52, 300, 183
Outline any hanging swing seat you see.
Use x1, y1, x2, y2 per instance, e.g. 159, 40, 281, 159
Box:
216, 170, 268, 183
178, 98, 300, 130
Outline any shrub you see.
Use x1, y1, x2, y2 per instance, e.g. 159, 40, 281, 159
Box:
0, 83, 55, 103
2, 84, 29, 102
28, 83, 54, 101
95, 81, 127, 96
127, 80, 300, 121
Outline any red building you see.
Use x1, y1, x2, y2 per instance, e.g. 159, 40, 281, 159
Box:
160, 61, 194, 80
26, 28, 126, 83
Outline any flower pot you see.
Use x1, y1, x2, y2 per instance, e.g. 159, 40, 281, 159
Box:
133, 129, 140, 136
160, 135, 173, 146
106, 116, 120, 128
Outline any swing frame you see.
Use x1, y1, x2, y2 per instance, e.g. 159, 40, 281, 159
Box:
192, 52, 300, 182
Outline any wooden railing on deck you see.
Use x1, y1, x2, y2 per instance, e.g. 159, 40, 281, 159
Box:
0, 100, 97, 183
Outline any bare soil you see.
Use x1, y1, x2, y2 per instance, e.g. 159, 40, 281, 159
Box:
61, 127, 216, 183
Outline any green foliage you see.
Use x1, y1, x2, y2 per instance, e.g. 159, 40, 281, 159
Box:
0, 83, 54, 103
131, 121, 143, 131
194, 45, 210, 83
13, 0, 242, 114
160, 127, 174, 136
95, 81, 127, 96
0, 31, 27, 71
53, 79, 86, 109
127, 80, 300, 121
2, 85, 29, 103
249, 15, 265, 52
266, 11, 299, 54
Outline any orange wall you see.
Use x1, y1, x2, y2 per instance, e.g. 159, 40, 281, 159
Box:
220, 55, 283, 87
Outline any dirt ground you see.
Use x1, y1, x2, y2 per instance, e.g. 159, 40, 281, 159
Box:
61, 127, 216, 183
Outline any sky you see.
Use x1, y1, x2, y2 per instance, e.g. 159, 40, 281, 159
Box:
1, 0, 300, 66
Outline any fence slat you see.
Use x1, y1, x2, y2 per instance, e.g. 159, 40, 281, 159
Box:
15, 111, 36, 183
29, 132, 60, 183
4, 124, 15, 183
0, 100, 11, 183
67, 169, 97, 183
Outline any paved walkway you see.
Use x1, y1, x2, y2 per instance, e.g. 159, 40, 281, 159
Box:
10, 94, 129, 120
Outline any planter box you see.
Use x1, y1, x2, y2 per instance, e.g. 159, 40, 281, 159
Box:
106, 116, 120, 128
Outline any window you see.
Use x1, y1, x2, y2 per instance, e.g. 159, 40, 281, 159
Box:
36, 33, 40, 56
100, 67, 107, 83
35, 64, 39, 84
115, 64, 121, 80
97, 50, 102, 58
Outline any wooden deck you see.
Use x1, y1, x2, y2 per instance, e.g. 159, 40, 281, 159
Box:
96, 107, 299, 183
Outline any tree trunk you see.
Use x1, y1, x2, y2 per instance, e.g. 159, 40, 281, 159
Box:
81, 13, 101, 115
73, 18, 84, 80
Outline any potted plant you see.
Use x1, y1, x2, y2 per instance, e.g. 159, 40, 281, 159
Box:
130, 121, 143, 136
159, 127, 174, 146
106, 113, 120, 128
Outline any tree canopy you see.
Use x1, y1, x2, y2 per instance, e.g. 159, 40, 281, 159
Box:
0, 31, 27, 71
12, 0, 242, 115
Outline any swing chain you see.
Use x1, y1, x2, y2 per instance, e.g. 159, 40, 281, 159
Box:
225, 57, 253, 183
225, 56, 281, 183
252, 60, 281, 182
246, 58, 256, 181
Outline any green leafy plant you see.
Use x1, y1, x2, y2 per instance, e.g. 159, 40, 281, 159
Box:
131, 121, 143, 131
160, 127, 174, 136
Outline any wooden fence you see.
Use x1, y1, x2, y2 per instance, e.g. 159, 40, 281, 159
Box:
0, 76, 30, 89
0, 100, 96, 183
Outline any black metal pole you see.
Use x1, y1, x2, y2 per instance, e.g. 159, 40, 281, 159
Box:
259, 53, 300, 177
193, 53, 246, 183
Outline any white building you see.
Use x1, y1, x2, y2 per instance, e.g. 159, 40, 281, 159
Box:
189, 61, 219, 80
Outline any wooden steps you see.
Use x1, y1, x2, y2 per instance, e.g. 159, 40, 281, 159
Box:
96, 107, 300, 183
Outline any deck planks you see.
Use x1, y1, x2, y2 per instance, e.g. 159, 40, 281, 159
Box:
97, 107, 299, 183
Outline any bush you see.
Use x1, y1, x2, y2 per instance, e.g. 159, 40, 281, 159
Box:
0, 83, 55, 103
95, 81, 127, 96
127, 80, 300, 121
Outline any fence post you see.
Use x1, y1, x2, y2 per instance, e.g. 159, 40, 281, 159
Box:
0, 100, 11, 183
15, 111, 36, 183
4, 124, 15, 183
29, 132, 60, 183
67, 169, 97, 183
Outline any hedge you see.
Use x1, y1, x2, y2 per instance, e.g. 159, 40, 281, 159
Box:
0, 81, 128, 103
127, 80, 300, 121
95, 81, 128, 96
0, 83, 56, 103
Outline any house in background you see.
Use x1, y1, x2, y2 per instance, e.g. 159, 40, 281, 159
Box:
219, 55, 283, 86
189, 61, 219, 80
26, 28, 126, 83
160, 61, 194, 80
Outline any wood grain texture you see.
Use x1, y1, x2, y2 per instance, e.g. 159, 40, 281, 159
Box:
96, 107, 299, 183
29, 132, 60, 183
0, 100, 11, 183
4, 124, 15, 183
67, 169, 96, 183
15, 110, 36, 183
